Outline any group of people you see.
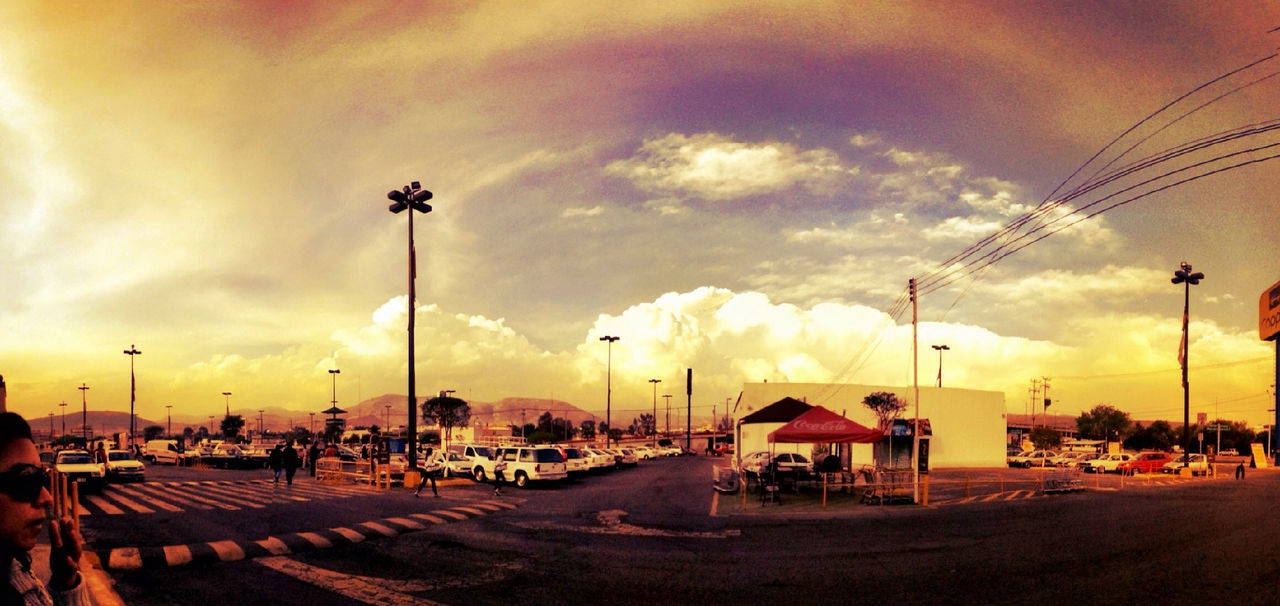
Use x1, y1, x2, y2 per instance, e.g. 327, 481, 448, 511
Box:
413, 447, 507, 498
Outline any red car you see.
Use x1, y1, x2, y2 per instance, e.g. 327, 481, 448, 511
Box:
1117, 452, 1172, 475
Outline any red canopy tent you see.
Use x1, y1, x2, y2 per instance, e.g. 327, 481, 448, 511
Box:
765, 406, 880, 507
767, 405, 881, 444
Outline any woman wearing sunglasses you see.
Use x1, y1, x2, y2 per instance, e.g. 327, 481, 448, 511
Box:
1, 412, 89, 605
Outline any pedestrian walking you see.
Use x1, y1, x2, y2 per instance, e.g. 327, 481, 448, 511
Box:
414, 447, 442, 497
1235, 462, 1246, 479
94, 442, 106, 464
308, 441, 320, 477
283, 440, 300, 485
269, 443, 283, 484
492, 450, 507, 496
1, 412, 91, 605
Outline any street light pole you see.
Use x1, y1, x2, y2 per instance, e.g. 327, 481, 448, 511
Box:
166, 404, 173, 439
258, 409, 264, 437
78, 383, 89, 443
931, 344, 949, 388
123, 345, 141, 449
663, 394, 672, 436
386, 181, 433, 470
649, 379, 661, 448
309, 412, 315, 437
59, 401, 66, 438
222, 391, 232, 417
600, 336, 620, 448
1172, 261, 1205, 469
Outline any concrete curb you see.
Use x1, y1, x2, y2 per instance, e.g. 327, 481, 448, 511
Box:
95, 499, 516, 570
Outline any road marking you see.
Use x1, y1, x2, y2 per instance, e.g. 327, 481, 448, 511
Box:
94, 490, 154, 514
209, 540, 245, 562
410, 513, 446, 524
85, 495, 124, 515
430, 509, 468, 521
255, 556, 448, 606
163, 545, 192, 566
114, 486, 183, 512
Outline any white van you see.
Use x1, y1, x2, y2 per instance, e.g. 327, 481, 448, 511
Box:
144, 439, 195, 465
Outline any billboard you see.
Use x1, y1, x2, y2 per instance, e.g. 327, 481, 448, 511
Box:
1260, 278, 1280, 341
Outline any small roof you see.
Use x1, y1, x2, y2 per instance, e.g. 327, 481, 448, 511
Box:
740, 397, 812, 424
322, 406, 347, 415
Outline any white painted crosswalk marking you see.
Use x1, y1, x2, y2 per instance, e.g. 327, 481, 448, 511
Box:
80, 479, 390, 516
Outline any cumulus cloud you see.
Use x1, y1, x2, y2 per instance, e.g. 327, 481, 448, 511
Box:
605, 133, 852, 200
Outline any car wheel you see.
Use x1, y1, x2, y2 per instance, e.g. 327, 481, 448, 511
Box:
515, 471, 529, 488
473, 467, 487, 482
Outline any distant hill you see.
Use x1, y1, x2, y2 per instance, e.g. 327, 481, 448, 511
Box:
38, 394, 604, 438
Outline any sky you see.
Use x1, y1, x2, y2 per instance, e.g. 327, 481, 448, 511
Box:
2, 1, 1279, 433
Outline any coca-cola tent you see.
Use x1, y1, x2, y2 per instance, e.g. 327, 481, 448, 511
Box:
767, 405, 881, 444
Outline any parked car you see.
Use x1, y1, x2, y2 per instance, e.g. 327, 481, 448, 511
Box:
444, 444, 498, 481
494, 446, 568, 487
1007, 450, 1057, 468
104, 450, 146, 482
431, 451, 473, 478
1084, 453, 1135, 473
143, 439, 197, 466
1117, 452, 1172, 475
611, 448, 639, 468
1067, 452, 1103, 468
581, 448, 616, 472
1048, 452, 1086, 467
559, 447, 591, 477
54, 450, 106, 491
1162, 453, 1210, 475
739, 451, 811, 478
629, 446, 654, 460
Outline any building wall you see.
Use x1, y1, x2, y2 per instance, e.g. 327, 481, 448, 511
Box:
735, 382, 1007, 468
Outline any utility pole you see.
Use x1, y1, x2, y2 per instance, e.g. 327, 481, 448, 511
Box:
662, 394, 672, 436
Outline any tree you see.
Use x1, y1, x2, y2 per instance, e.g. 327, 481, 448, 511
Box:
1029, 426, 1062, 450
1075, 405, 1131, 447
421, 396, 471, 448
579, 420, 596, 440
635, 413, 656, 437
220, 414, 245, 441
143, 425, 164, 441
1123, 420, 1178, 451
862, 391, 907, 429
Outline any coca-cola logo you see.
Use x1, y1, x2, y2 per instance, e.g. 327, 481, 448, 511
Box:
793, 420, 847, 432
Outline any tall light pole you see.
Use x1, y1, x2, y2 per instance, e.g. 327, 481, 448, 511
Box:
1172, 261, 1205, 469
931, 344, 949, 388
78, 383, 89, 442
600, 336, 620, 448
165, 404, 173, 438
328, 369, 340, 409
48, 413, 53, 443
386, 180, 433, 469
385, 404, 391, 431
649, 379, 661, 448
59, 401, 67, 438
123, 344, 141, 448
208, 415, 214, 436
663, 394, 672, 436
258, 409, 264, 437
222, 391, 232, 417
308, 412, 315, 436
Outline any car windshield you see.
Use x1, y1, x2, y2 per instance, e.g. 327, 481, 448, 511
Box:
471, 447, 493, 458
58, 453, 93, 464
107, 452, 132, 461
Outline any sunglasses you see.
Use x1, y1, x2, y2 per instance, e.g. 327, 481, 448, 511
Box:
0, 463, 51, 505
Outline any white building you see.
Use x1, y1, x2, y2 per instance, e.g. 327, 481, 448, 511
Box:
735, 382, 1006, 468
